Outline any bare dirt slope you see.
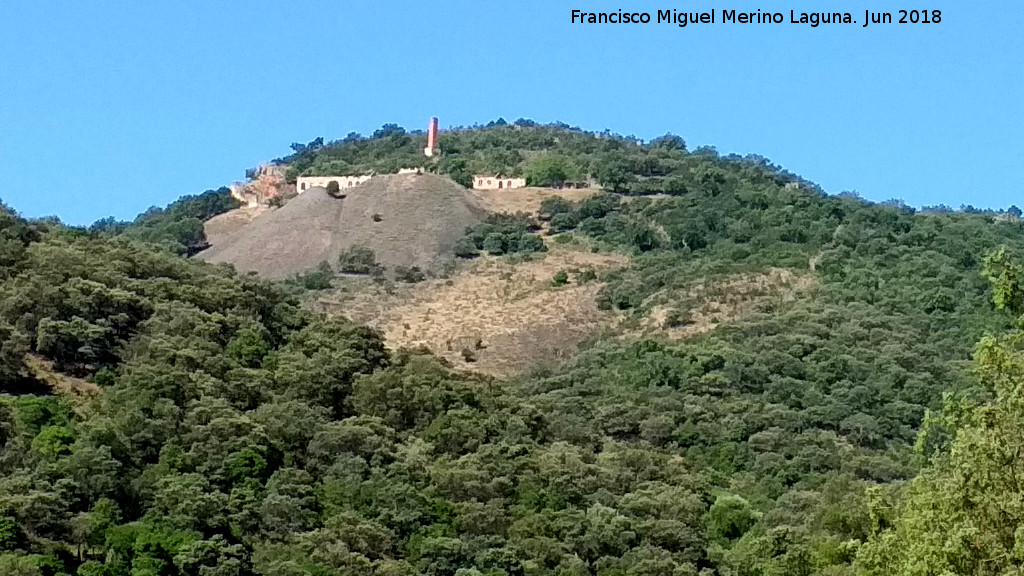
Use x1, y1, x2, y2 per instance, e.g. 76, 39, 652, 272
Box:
197, 173, 486, 278
316, 246, 628, 376
335, 173, 487, 269
203, 206, 268, 248
197, 186, 347, 278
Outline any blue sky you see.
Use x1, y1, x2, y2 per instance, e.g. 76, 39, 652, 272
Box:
1, 1, 1021, 225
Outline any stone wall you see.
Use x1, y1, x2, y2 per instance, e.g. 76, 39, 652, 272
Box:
472, 176, 527, 190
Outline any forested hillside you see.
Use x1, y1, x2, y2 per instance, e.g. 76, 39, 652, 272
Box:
88, 188, 239, 255
1, 122, 1023, 575
282, 120, 783, 194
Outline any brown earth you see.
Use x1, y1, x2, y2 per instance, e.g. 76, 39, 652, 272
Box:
198, 173, 487, 278
203, 206, 268, 248
315, 246, 628, 376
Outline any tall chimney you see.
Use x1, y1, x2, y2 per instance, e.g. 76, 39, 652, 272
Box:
424, 117, 439, 157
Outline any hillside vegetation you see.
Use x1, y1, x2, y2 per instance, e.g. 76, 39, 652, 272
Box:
89, 188, 239, 255
0, 122, 1023, 576
282, 120, 767, 195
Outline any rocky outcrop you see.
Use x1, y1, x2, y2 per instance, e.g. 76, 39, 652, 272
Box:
230, 164, 293, 207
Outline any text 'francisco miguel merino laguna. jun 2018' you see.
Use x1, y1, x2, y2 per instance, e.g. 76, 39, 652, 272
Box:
570, 8, 943, 28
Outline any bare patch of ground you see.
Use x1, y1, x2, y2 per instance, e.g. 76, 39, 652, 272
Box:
197, 174, 486, 278
316, 246, 628, 376
204, 206, 269, 248
469, 187, 601, 216
637, 268, 817, 339
24, 355, 101, 414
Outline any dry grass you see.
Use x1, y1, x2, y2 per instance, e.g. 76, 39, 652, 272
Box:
317, 246, 628, 376
468, 187, 601, 216
24, 355, 101, 415
637, 268, 817, 339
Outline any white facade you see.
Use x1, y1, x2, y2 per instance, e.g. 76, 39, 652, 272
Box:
296, 175, 372, 193
473, 176, 527, 190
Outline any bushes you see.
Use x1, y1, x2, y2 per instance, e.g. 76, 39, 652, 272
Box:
94, 187, 239, 255
482, 233, 505, 255
452, 237, 478, 259
295, 261, 334, 290
538, 197, 574, 222
394, 266, 426, 283
337, 245, 380, 275
524, 153, 579, 187
457, 213, 547, 258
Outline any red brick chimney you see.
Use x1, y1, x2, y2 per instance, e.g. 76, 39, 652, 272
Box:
424, 117, 439, 157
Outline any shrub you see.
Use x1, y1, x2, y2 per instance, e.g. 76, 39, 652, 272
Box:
460, 348, 477, 362
338, 245, 380, 274
394, 266, 426, 283
482, 233, 506, 255
552, 270, 569, 286
326, 181, 342, 197
517, 233, 547, 254
549, 212, 579, 233
453, 237, 479, 259
663, 309, 692, 328
578, 268, 598, 283
296, 261, 334, 290
538, 197, 574, 221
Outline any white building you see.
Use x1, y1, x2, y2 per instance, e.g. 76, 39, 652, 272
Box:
473, 176, 527, 190
296, 175, 372, 193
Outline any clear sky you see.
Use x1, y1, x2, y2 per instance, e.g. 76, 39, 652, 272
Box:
1, 1, 1021, 225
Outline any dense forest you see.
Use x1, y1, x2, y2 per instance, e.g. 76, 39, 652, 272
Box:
2, 122, 1024, 575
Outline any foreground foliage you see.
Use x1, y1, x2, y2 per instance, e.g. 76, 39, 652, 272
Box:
854, 248, 1024, 576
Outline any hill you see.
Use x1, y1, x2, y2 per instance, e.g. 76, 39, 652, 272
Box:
198, 173, 486, 278
3, 122, 1024, 576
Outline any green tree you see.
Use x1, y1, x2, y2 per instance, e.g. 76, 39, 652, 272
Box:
296, 261, 334, 290
594, 155, 633, 192
482, 233, 505, 255
453, 237, 478, 259
338, 245, 380, 274
0, 554, 42, 576
525, 154, 577, 188
707, 495, 760, 541
856, 248, 1024, 576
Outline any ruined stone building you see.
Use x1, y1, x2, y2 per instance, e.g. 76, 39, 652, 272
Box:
472, 176, 527, 190
296, 175, 373, 193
